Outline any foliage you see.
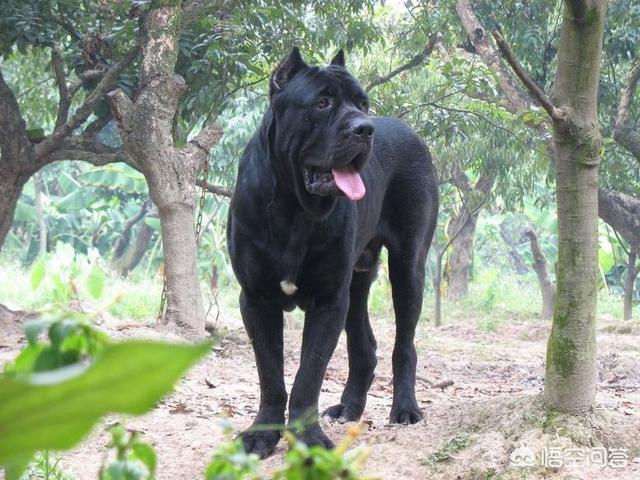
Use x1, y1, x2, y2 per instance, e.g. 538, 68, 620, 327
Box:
20, 452, 76, 480
0, 312, 210, 480
204, 423, 371, 480
100, 425, 157, 480
274, 427, 371, 480
205, 431, 261, 480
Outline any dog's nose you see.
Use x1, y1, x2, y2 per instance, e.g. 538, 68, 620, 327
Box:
351, 118, 374, 139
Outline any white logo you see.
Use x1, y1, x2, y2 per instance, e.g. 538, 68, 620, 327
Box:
510, 446, 536, 467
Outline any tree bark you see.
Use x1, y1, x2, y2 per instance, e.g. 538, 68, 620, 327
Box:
108, 2, 222, 337
597, 189, 640, 248
111, 204, 155, 277
115, 222, 154, 276
613, 60, 640, 163
543, 0, 606, 414
432, 238, 444, 327
524, 226, 556, 319
34, 173, 47, 257
0, 172, 30, 249
446, 211, 478, 299
446, 167, 495, 299
623, 250, 639, 321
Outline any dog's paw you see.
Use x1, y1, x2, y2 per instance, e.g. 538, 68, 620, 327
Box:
237, 429, 281, 458
323, 403, 363, 423
296, 424, 335, 449
389, 403, 423, 425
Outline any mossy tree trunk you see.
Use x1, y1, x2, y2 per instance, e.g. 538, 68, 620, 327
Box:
544, 0, 607, 413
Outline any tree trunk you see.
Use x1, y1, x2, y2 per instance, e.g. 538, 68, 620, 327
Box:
112, 222, 155, 276
624, 250, 639, 321
446, 166, 494, 300
159, 204, 204, 328
524, 227, 556, 319
433, 241, 444, 327
0, 171, 29, 249
34, 173, 47, 257
544, 0, 606, 414
446, 211, 478, 299
108, 2, 222, 337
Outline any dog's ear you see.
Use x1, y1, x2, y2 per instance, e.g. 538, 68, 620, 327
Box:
270, 47, 306, 95
330, 49, 345, 68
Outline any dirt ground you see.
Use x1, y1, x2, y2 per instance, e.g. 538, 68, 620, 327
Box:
1, 303, 640, 480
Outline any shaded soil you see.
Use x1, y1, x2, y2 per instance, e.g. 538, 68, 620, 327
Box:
1, 305, 639, 479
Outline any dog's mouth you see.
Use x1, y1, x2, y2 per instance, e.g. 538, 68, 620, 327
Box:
303, 163, 365, 201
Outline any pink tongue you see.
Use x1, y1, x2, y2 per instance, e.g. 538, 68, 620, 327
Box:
332, 165, 366, 201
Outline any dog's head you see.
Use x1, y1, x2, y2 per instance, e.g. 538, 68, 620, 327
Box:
266, 47, 373, 217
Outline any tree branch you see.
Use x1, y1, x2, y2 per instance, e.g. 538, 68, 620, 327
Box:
51, 45, 71, 130
598, 188, 640, 249
613, 61, 640, 162
189, 117, 223, 155
455, 0, 530, 113
112, 201, 150, 260
196, 179, 232, 198
44, 137, 134, 168
492, 30, 564, 122
34, 44, 140, 161
366, 34, 438, 91
450, 162, 472, 192
68, 69, 105, 97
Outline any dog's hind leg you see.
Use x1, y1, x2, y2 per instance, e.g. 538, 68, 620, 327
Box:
323, 248, 380, 422
237, 291, 287, 458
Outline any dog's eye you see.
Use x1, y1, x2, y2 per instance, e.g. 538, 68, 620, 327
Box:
318, 98, 331, 109
361, 101, 369, 113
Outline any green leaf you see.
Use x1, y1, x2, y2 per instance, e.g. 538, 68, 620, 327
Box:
87, 264, 106, 300
102, 459, 150, 480
24, 318, 53, 345
144, 217, 161, 231
0, 341, 210, 474
4, 453, 32, 480
14, 200, 37, 222
30, 256, 46, 290
131, 441, 157, 476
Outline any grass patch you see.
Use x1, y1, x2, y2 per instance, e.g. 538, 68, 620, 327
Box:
424, 433, 473, 465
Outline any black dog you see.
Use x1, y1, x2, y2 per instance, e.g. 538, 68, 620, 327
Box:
227, 47, 439, 458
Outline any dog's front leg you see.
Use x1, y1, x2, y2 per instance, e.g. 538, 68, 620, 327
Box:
288, 295, 349, 448
237, 291, 286, 458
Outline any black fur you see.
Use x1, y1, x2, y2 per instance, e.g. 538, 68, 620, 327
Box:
227, 48, 439, 458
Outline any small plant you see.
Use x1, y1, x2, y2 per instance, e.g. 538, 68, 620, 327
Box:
100, 425, 157, 480
205, 420, 260, 480
21, 452, 76, 480
30, 243, 107, 307
204, 423, 373, 480
425, 433, 473, 465
276, 424, 372, 480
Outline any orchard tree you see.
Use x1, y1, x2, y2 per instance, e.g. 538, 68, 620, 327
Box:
455, 0, 609, 411
489, 0, 606, 412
